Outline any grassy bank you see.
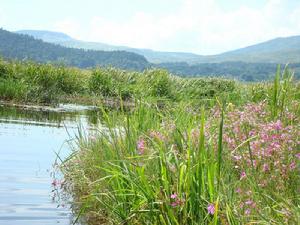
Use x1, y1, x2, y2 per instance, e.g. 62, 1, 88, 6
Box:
58, 66, 300, 224
0, 59, 239, 105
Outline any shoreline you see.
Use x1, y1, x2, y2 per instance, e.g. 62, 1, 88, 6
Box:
0, 97, 136, 112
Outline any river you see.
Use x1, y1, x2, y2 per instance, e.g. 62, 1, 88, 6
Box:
0, 104, 98, 225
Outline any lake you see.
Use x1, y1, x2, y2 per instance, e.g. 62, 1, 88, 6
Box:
0, 104, 98, 225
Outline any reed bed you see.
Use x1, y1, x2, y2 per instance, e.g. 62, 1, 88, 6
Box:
58, 67, 300, 224
0, 59, 238, 105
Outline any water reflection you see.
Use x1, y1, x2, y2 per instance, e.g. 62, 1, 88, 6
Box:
0, 104, 100, 225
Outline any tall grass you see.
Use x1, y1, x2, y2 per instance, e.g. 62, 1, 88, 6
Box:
0, 59, 86, 103
59, 67, 300, 224
0, 59, 239, 105
61, 103, 227, 224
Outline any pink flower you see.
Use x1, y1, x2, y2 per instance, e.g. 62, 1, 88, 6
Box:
170, 193, 184, 207
52, 180, 57, 186
207, 203, 215, 215
263, 163, 270, 172
170, 193, 177, 199
137, 138, 145, 155
149, 130, 165, 141
171, 201, 179, 207
273, 120, 283, 130
51, 179, 60, 187
289, 161, 296, 170
249, 130, 256, 136
233, 155, 242, 161
296, 153, 300, 160
235, 188, 242, 193
245, 208, 251, 215
245, 199, 256, 208
240, 171, 247, 180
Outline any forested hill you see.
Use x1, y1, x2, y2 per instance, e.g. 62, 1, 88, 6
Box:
17, 30, 203, 64
194, 35, 300, 64
158, 61, 300, 81
17, 29, 300, 64
0, 29, 149, 70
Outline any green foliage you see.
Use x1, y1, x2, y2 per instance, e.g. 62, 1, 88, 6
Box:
0, 58, 240, 104
0, 60, 88, 103
141, 69, 175, 98
2, 58, 299, 108
0, 79, 27, 101
62, 104, 227, 224
89, 68, 115, 97
270, 64, 295, 119
61, 84, 300, 224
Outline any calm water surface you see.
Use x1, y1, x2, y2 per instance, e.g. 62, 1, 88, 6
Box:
0, 104, 99, 225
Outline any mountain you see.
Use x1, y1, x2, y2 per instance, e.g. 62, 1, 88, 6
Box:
195, 36, 300, 64
5, 29, 300, 81
17, 30, 300, 64
16, 30, 204, 63
0, 29, 149, 70
16, 30, 73, 42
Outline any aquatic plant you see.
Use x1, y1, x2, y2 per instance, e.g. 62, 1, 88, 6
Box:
60, 67, 299, 224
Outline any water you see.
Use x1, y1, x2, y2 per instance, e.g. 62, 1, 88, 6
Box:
0, 104, 99, 225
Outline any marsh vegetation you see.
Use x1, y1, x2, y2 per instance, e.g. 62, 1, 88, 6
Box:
54, 66, 299, 224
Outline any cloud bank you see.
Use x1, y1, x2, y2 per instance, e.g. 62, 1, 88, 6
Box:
54, 0, 300, 54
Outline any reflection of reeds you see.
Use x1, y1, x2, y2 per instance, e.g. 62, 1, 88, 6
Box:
0, 104, 102, 128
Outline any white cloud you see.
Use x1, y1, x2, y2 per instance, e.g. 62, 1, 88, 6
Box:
0, 8, 7, 28
86, 12, 187, 49
54, 18, 81, 38
53, 0, 300, 54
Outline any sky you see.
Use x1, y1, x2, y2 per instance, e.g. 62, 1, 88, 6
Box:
1, 0, 300, 55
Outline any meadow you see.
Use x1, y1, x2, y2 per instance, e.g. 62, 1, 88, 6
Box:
0, 59, 299, 224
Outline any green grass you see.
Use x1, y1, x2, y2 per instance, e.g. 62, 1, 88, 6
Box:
59, 67, 299, 224
0, 59, 238, 105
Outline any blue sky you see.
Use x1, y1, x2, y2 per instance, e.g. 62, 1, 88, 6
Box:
1, 0, 300, 54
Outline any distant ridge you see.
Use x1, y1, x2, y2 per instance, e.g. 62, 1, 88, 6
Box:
16, 30, 204, 63
0, 28, 149, 70
16, 30, 300, 64
198, 35, 300, 64
17, 30, 73, 42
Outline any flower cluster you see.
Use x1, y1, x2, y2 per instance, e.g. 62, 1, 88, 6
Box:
170, 193, 185, 207
222, 102, 299, 216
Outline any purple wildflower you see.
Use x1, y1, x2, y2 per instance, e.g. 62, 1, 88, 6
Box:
171, 193, 177, 199
289, 161, 296, 170
263, 163, 269, 172
235, 188, 242, 193
240, 171, 247, 180
171, 202, 179, 207
207, 203, 215, 215
137, 138, 145, 155
245, 208, 251, 215
233, 155, 242, 161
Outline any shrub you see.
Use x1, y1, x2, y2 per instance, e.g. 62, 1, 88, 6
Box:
89, 68, 115, 97
0, 79, 27, 101
141, 69, 175, 98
